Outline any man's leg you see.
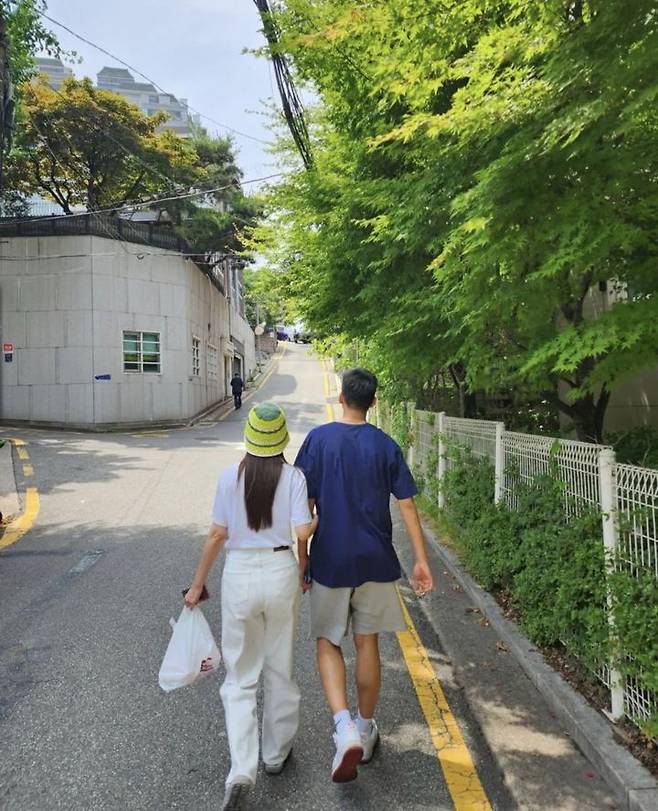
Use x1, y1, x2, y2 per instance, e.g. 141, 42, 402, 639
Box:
317, 638, 349, 713
354, 633, 381, 719
311, 583, 363, 782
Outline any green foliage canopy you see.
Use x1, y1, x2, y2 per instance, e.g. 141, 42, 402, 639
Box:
253, 0, 658, 441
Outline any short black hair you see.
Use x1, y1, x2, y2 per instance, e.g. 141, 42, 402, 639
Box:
341, 368, 378, 411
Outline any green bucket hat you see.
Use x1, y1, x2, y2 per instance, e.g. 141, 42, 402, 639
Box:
244, 402, 290, 458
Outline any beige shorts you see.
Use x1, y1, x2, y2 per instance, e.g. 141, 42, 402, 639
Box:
310, 580, 407, 646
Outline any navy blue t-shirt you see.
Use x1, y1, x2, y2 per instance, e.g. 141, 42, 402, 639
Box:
294, 421, 418, 588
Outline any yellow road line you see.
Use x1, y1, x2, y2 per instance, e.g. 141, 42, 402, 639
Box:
325, 402, 334, 422
0, 487, 40, 551
396, 592, 492, 810
1, 439, 41, 551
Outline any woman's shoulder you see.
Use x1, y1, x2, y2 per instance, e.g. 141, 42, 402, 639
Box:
218, 462, 240, 486
283, 462, 306, 481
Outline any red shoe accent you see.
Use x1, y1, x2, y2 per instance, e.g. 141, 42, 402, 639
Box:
332, 745, 364, 783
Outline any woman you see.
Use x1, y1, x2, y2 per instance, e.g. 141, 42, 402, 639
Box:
185, 402, 316, 811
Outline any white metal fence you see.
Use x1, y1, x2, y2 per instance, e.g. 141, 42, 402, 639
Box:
380, 407, 657, 735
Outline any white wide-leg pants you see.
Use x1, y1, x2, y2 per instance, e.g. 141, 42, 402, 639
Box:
220, 549, 301, 785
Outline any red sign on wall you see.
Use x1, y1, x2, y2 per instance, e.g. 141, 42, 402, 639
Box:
3, 343, 13, 352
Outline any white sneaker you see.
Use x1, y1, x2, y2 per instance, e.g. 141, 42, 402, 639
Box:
221, 777, 252, 811
331, 720, 364, 783
360, 718, 379, 763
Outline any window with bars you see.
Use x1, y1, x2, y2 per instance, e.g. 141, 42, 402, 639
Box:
192, 336, 201, 376
123, 331, 161, 373
207, 343, 218, 379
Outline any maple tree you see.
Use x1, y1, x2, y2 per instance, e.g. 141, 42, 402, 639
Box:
253, 0, 658, 441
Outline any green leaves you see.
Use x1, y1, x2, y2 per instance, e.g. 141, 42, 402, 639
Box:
252, 0, 658, 439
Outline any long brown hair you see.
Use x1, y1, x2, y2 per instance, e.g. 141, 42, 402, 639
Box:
238, 453, 286, 531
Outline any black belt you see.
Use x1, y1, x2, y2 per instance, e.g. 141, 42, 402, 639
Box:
273, 545, 290, 552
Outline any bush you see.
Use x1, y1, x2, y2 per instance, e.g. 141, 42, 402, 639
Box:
395, 401, 658, 736
443, 464, 609, 653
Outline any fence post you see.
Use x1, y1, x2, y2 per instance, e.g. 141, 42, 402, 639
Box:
407, 405, 415, 469
599, 447, 624, 722
494, 422, 505, 504
437, 411, 446, 509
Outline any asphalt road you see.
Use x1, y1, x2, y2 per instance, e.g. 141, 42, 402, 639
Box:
0, 344, 514, 810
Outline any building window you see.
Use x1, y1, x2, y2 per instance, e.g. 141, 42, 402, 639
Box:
149, 94, 159, 103
207, 344, 218, 379
123, 331, 161, 373
192, 336, 201, 376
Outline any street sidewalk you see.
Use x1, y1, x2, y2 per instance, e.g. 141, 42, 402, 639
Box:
392, 507, 625, 811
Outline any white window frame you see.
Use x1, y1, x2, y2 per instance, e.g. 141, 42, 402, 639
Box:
207, 343, 218, 380
192, 336, 201, 377
123, 330, 161, 374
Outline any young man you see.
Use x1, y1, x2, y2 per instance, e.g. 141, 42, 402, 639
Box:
230, 372, 244, 410
295, 368, 433, 783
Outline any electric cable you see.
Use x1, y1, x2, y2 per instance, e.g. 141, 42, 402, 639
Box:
0, 172, 282, 226
38, 11, 271, 146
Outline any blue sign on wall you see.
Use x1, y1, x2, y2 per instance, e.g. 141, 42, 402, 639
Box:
94, 374, 111, 381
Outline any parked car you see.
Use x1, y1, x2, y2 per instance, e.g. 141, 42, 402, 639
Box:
276, 329, 290, 341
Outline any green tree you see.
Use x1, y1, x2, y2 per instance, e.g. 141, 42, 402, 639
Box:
8, 76, 200, 212
2, 0, 63, 87
254, 0, 658, 441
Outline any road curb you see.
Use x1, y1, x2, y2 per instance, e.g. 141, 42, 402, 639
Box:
413, 519, 658, 811
0, 439, 19, 523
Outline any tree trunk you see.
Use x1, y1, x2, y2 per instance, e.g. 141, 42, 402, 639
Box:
551, 388, 610, 444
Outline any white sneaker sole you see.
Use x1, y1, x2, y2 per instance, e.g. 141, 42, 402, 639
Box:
332, 744, 364, 783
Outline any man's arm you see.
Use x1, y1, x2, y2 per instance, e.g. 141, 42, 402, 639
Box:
297, 498, 316, 592
398, 497, 433, 594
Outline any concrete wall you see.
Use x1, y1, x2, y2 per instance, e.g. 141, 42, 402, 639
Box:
584, 285, 658, 434
0, 235, 256, 427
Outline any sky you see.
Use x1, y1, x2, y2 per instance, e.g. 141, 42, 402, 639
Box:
41, 0, 279, 186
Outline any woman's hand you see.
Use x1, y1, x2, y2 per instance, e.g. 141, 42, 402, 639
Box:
184, 583, 204, 608
298, 558, 312, 593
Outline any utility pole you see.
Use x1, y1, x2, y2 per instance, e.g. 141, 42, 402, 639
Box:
0, 3, 15, 196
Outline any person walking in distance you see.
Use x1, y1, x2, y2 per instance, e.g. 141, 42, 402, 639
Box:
231, 371, 244, 409
185, 402, 317, 810
295, 368, 433, 783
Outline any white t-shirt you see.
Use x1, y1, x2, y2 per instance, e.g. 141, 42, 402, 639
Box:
212, 462, 312, 550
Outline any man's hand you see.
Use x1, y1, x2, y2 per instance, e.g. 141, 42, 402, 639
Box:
184, 583, 204, 608
412, 560, 433, 596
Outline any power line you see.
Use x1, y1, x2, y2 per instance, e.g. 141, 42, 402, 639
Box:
38, 11, 271, 146
252, 0, 313, 169
0, 172, 282, 226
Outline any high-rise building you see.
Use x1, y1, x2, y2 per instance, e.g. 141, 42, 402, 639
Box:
33, 58, 198, 136
96, 67, 198, 136
34, 56, 74, 89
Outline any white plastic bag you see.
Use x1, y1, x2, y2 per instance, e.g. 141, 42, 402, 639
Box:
158, 606, 221, 692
